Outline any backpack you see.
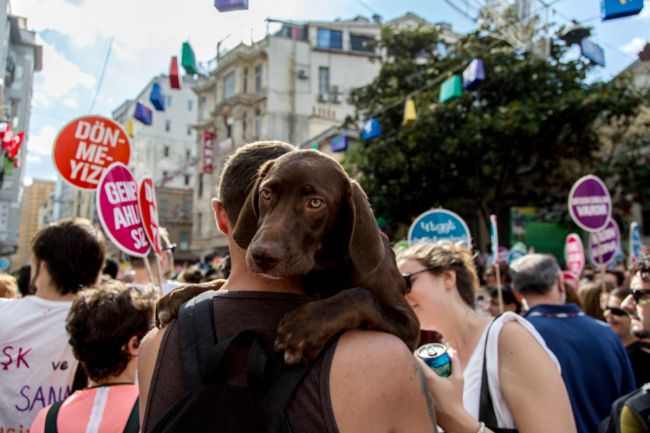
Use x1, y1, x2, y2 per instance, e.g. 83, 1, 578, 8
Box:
599, 383, 650, 433
149, 291, 313, 433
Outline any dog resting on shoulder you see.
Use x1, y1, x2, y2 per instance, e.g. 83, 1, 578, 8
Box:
232, 149, 419, 363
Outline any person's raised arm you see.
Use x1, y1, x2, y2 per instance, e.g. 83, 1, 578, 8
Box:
499, 321, 576, 433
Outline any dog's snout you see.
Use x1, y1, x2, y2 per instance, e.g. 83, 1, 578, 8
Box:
250, 242, 284, 271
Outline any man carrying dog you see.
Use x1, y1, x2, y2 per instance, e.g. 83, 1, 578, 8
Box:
139, 141, 437, 433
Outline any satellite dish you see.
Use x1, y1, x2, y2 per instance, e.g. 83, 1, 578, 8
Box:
560, 22, 591, 46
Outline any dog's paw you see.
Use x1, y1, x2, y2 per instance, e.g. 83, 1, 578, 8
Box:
275, 305, 339, 365
155, 279, 225, 328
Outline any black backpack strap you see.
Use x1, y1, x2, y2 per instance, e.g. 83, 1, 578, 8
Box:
122, 397, 139, 433
179, 290, 218, 389
269, 361, 312, 411
44, 400, 64, 433
478, 316, 499, 428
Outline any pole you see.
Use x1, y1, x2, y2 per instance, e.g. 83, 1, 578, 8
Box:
155, 255, 165, 295
495, 262, 504, 314
143, 258, 158, 292
596, 230, 606, 292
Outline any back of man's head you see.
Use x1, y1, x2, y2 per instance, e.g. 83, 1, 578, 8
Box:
31, 218, 105, 295
218, 140, 296, 224
509, 254, 560, 296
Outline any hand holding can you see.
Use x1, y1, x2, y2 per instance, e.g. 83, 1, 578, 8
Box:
415, 343, 452, 377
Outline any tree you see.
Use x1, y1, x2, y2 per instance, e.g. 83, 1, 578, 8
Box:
344, 25, 649, 243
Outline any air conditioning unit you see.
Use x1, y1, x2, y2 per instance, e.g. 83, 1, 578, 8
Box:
318, 93, 329, 102
297, 68, 309, 79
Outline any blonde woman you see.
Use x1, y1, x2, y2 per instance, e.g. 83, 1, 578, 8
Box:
397, 242, 575, 433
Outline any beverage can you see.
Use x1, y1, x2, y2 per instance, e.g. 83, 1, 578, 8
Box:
415, 343, 452, 377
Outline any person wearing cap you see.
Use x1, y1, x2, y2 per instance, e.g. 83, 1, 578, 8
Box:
510, 254, 636, 433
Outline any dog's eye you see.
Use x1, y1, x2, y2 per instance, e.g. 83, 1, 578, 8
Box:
308, 198, 324, 209
260, 189, 271, 200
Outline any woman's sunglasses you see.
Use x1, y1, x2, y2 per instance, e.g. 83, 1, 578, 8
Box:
604, 306, 628, 317
402, 267, 438, 294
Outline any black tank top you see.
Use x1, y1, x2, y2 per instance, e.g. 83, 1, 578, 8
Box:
142, 291, 340, 433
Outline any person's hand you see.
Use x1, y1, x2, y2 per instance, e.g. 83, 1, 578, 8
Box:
155, 279, 225, 328
415, 349, 481, 433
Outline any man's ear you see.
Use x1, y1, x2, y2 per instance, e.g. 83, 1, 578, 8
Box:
557, 274, 566, 293
212, 199, 231, 235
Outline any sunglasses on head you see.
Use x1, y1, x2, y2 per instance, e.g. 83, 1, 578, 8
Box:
632, 289, 650, 305
605, 306, 628, 317
402, 267, 439, 294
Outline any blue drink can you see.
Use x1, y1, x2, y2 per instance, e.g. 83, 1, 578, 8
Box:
415, 343, 452, 377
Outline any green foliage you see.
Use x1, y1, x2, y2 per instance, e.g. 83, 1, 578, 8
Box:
345, 27, 649, 234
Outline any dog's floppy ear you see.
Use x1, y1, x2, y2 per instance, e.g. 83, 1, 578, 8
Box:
347, 180, 385, 274
232, 160, 275, 249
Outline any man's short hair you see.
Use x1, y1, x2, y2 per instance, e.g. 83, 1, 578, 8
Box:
31, 218, 105, 295
509, 254, 561, 296
66, 281, 156, 381
218, 141, 296, 224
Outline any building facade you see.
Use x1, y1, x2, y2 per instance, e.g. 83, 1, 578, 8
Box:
10, 179, 54, 270
0, 2, 42, 259
191, 13, 455, 258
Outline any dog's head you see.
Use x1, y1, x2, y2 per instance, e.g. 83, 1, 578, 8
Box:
232, 150, 385, 278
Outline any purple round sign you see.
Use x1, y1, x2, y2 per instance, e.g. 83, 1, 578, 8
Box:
588, 219, 620, 269
96, 162, 150, 257
568, 174, 611, 232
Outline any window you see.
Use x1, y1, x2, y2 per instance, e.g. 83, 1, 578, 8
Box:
317, 28, 343, 50
318, 67, 330, 96
159, 199, 169, 218
179, 231, 190, 250
350, 34, 375, 53
184, 175, 190, 186
243, 68, 249, 94
165, 95, 172, 107
163, 146, 170, 157
187, 99, 193, 111
185, 149, 191, 161
223, 71, 236, 100
254, 109, 261, 139
197, 212, 203, 236
165, 120, 171, 132
242, 111, 248, 140
199, 96, 206, 119
187, 125, 192, 136
198, 173, 204, 198
254, 65, 262, 92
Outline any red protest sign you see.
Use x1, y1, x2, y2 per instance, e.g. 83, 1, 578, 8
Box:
53, 116, 131, 190
96, 163, 149, 257
138, 177, 162, 256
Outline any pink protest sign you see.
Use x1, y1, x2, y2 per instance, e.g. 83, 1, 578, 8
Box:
564, 234, 585, 277
96, 162, 150, 257
138, 177, 162, 256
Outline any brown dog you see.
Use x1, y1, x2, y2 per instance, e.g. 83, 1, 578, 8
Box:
232, 149, 420, 364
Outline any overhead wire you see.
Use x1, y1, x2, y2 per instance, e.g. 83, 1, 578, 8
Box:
87, 37, 114, 114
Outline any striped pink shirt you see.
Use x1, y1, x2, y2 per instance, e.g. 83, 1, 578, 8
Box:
30, 384, 139, 433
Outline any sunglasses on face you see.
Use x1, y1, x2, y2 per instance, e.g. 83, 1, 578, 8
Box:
605, 306, 628, 317
632, 289, 650, 305
402, 267, 438, 294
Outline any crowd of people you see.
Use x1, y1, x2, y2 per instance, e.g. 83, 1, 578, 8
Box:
0, 140, 649, 433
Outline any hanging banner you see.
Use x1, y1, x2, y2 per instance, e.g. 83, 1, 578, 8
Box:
330, 134, 348, 152
214, 0, 249, 12
564, 233, 585, 277
96, 162, 150, 257
408, 209, 472, 248
490, 215, 499, 264
53, 115, 131, 190
588, 219, 620, 270
601, 0, 644, 21
580, 38, 605, 67
629, 222, 642, 268
202, 131, 215, 174
138, 177, 162, 256
568, 174, 611, 232
362, 118, 382, 141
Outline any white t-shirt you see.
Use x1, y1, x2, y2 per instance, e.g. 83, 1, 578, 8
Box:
462, 312, 561, 429
0, 296, 78, 432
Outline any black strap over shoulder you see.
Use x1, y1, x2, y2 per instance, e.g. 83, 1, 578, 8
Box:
122, 397, 140, 433
44, 400, 64, 433
478, 315, 518, 433
179, 290, 218, 390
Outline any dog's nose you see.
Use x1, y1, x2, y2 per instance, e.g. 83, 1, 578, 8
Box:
250, 242, 283, 271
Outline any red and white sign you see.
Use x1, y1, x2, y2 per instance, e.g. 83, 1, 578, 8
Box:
202, 131, 215, 174
96, 162, 149, 257
564, 233, 585, 277
53, 116, 131, 190
138, 177, 162, 256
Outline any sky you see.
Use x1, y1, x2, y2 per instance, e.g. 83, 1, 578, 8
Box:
12, 0, 650, 183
